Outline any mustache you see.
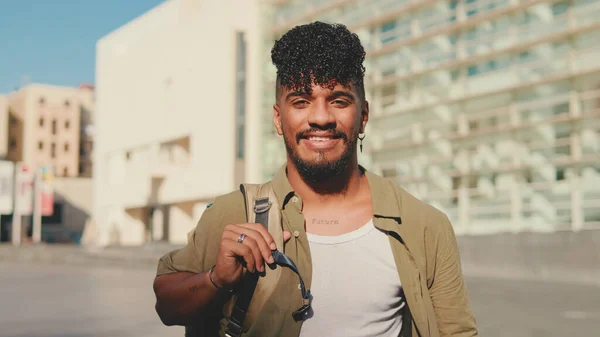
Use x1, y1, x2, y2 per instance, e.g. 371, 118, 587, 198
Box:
296, 128, 348, 144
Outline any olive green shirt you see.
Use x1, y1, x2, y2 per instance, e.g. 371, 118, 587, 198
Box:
156, 166, 478, 337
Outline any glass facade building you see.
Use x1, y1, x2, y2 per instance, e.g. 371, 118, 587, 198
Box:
260, 0, 600, 234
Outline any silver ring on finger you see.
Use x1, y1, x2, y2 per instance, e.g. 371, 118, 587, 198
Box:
237, 233, 247, 244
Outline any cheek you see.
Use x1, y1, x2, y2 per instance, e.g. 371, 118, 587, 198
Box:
281, 112, 304, 133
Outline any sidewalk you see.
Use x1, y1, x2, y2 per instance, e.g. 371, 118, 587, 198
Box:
2, 229, 599, 287
0, 242, 181, 269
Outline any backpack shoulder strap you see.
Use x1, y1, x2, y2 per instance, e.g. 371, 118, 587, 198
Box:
225, 182, 283, 337
239, 182, 283, 250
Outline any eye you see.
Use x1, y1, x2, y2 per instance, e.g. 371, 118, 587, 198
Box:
332, 99, 350, 108
292, 100, 309, 108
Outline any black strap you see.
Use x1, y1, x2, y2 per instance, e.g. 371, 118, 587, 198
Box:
401, 290, 413, 337
225, 197, 270, 337
225, 196, 312, 336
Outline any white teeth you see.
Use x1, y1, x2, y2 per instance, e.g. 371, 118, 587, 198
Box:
309, 137, 331, 141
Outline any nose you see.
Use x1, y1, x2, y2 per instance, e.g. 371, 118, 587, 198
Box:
306, 100, 336, 130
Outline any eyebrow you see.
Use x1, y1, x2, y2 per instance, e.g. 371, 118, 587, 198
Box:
330, 91, 356, 102
285, 90, 356, 102
285, 91, 309, 102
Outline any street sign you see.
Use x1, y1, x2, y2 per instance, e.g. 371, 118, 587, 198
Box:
0, 161, 14, 215
40, 165, 54, 216
17, 163, 34, 215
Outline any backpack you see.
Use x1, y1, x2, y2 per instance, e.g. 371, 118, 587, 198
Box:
222, 182, 412, 337
223, 182, 284, 337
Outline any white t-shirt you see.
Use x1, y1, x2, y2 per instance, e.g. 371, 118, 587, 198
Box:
299, 220, 405, 337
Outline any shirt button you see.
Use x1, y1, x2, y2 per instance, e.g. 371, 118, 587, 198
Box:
291, 196, 299, 203
293, 231, 300, 238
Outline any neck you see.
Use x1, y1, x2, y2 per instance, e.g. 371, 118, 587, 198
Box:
286, 158, 365, 204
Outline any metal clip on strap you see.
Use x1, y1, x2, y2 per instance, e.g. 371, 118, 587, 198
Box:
271, 249, 312, 321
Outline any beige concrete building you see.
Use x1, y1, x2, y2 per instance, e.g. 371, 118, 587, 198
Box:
0, 84, 97, 243
0, 96, 8, 159
93, 0, 263, 246
78, 84, 95, 177
4, 84, 83, 177
260, 0, 600, 234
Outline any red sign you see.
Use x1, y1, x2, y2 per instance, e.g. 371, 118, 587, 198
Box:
41, 188, 54, 216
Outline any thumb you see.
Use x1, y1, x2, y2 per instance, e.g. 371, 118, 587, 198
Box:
283, 231, 292, 243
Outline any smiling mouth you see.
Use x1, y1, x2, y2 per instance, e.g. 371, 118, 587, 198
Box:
306, 136, 338, 141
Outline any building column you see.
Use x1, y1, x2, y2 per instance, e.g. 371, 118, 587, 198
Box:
569, 90, 581, 118
571, 173, 583, 232
457, 112, 469, 136
458, 178, 470, 233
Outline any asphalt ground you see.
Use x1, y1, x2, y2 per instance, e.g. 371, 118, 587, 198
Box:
1, 263, 599, 337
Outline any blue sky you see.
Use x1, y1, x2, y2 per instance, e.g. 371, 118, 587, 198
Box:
0, 0, 164, 93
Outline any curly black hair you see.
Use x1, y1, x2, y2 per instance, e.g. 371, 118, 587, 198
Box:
271, 21, 366, 99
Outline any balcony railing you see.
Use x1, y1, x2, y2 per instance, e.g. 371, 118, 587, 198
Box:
372, 40, 600, 124
369, 1, 600, 88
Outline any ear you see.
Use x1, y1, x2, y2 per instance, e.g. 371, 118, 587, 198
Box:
273, 104, 283, 136
360, 101, 369, 133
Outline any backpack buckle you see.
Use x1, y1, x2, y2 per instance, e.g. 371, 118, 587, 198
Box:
253, 198, 271, 214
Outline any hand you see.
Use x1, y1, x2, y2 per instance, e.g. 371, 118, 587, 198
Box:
212, 223, 292, 289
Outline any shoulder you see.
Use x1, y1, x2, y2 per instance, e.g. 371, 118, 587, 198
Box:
205, 189, 247, 225
368, 171, 453, 232
397, 185, 451, 226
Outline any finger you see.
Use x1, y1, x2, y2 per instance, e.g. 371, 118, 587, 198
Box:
283, 231, 292, 243
223, 239, 256, 273
223, 231, 264, 272
227, 226, 274, 265
237, 223, 277, 251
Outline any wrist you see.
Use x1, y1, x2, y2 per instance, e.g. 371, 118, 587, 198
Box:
208, 265, 233, 293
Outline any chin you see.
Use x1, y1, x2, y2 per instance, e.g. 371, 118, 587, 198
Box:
301, 151, 343, 164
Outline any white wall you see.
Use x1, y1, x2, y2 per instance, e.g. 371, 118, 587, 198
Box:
94, 0, 262, 246
0, 96, 7, 159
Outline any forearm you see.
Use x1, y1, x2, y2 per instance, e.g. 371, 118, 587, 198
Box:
153, 271, 220, 326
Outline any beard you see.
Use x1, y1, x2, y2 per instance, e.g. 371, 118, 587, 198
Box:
283, 125, 359, 186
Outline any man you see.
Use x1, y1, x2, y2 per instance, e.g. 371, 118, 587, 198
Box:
153, 22, 478, 337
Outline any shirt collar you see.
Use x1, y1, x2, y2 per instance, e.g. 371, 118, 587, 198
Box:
271, 164, 296, 210
270, 164, 403, 225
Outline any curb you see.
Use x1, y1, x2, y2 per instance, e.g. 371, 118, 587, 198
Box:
0, 244, 168, 269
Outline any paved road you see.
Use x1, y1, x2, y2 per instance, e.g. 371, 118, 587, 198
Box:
1, 263, 599, 337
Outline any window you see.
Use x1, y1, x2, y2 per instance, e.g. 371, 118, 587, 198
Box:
38, 141, 43, 150
380, 20, 397, 44
63, 167, 69, 176
556, 169, 565, 181
64, 143, 70, 152
466, 0, 477, 17
552, 1, 569, 16
449, 0, 458, 22
52, 119, 57, 135
39, 97, 45, 105
65, 120, 70, 129
39, 118, 44, 127
467, 65, 478, 77
64, 99, 70, 107
51, 143, 56, 158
